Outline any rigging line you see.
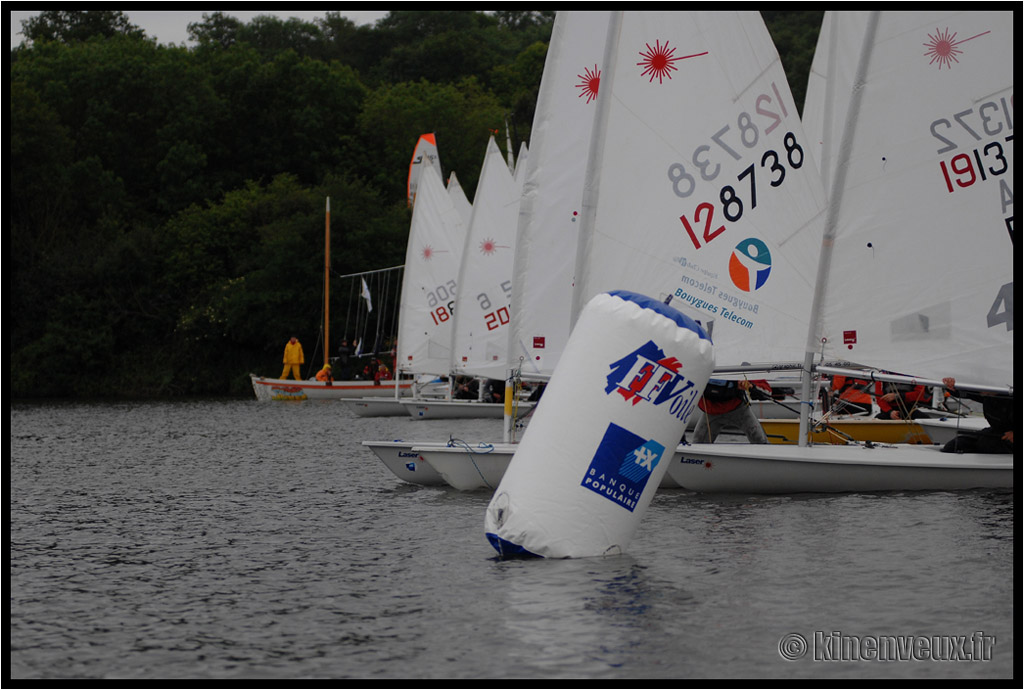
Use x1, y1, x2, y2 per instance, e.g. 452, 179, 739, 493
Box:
881, 380, 920, 422
335, 264, 404, 280
376, 270, 391, 352
447, 436, 496, 489
342, 275, 354, 345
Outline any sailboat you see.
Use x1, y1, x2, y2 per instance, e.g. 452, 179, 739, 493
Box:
400, 135, 536, 420
739, 10, 969, 446
341, 157, 468, 418
408, 11, 812, 490
362, 139, 532, 486
409, 11, 613, 489
672, 10, 1014, 493
250, 198, 412, 401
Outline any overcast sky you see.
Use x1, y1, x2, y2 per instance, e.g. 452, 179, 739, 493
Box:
9, 9, 391, 49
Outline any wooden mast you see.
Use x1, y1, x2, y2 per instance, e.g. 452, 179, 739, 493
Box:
324, 197, 330, 368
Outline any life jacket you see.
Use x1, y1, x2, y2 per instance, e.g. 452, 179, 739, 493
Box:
697, 378, 771, 415
832, 376, 871, 404
875, 381, 927, 413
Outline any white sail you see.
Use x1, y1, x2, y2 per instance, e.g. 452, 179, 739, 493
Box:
509, 10, 613, 379
810, 10, 1014, 387
450, 137, 522, 380
574, 11, 828, 369
802, 11, 874, 194
407, 133, 440, 207
446, 171, 473, 228
396, 161, 467, 376
513, 142, 530, 184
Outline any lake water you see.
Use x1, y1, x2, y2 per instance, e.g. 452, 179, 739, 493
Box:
10, 399, 1016, 680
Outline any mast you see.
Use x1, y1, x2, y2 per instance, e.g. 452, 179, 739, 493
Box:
572, 10, 621, 327
324, 197, 331, 368
798, 11, 880, 446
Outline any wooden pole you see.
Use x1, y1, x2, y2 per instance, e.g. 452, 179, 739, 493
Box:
325, 197, 331, 368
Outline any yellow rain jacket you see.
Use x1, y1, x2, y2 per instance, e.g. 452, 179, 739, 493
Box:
283, 340, 305, 365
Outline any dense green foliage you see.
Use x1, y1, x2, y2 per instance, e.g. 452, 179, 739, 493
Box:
10, 10, 822, 398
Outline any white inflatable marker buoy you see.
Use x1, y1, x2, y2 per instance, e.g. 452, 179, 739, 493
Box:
485, 290, 714, 558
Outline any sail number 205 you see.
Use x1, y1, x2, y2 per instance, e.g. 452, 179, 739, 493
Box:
479, 280, 512, 331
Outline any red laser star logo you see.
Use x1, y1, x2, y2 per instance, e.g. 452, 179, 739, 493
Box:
637, 40, 708, 83
576, 64, 601, 103
480, 238, 508, 255
923, 27, 991, 70
421, 245, 434, 260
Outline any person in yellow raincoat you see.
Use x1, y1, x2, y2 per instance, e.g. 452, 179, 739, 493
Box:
315, 363, 333, 383
281, 336, 304, 380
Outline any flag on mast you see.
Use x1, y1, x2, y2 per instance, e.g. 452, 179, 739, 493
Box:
360, 277, 373, 313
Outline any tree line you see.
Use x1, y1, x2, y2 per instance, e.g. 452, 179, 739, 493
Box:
10, 10, 823, 398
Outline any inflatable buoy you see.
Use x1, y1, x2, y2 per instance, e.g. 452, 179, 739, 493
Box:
485, 290, 714, 558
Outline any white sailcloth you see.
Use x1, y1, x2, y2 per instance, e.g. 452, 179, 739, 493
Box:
809, 10, 1014, 387
509, 10, 613, 379
513, 142, 529, 183
450, 137, 523, 380
407, 133, 440, 207
574, 11, 828, 369
802, 11, 874, 194
396, 161, 467, 376
447, 171, 474, 228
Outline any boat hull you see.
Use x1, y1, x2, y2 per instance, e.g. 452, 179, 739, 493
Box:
414, 443, 516, 491
401, 399, 533, 420
251, 375, 413, 401
668, 443, 1013, 494
913, 416, 989, 445
341, 398, 410, 417
413, 442, 685, 491
760, 418, 933, 445
361, 440, 448, 486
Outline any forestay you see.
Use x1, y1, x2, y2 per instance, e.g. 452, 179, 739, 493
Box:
574, 11, 828, 369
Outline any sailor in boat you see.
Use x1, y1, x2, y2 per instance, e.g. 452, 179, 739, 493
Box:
315, 363, 333, 383
453, 376, 479, 400
336, 338, 353, 379
483, 379, 505, 404
939, 378, 1014, 455
373, 360, 392, 386
873, 379, 929, 420
686, 378, 771, 445
281, 336, 305, 380
830, 374, 873, 416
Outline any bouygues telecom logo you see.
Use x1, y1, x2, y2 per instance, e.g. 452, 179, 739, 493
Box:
729, 238, 772, 292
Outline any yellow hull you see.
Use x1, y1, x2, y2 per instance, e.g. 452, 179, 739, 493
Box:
761, 418, 933, 445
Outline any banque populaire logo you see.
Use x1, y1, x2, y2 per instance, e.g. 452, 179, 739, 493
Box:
580, 339, 702, 511
581, 423, 666, 512
728, 237, 772, 292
